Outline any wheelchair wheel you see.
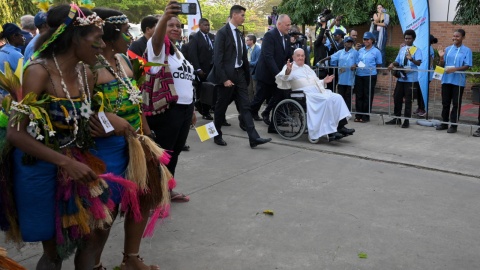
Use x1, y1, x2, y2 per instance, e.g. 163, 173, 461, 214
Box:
273, 99, 306, 140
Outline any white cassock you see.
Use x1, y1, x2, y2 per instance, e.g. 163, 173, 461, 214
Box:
275, 63, 351, 139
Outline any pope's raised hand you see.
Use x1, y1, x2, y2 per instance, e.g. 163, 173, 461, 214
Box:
286, 59, 293, 75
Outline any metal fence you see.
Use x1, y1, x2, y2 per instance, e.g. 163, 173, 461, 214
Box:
318, 66, 480, 134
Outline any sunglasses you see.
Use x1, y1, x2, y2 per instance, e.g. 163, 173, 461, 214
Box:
363, 38, 371, 41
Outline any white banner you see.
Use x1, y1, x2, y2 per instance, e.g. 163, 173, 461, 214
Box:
187, 0, 202, 37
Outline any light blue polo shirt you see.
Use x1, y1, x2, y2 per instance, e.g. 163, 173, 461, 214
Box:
394, 45, 423, 83
356, 46, 382, 77
441, 44, 472, 87
330, 48, 358, 86
0, 44, 23, 97
24, 34, 40, 62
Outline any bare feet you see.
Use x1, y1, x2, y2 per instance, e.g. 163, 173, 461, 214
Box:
121, 253, 160, 270
170, 190, 190, 203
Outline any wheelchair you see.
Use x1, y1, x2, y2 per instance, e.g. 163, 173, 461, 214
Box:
272, 90, 320, 144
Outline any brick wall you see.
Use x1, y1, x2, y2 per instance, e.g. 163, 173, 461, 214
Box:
346, 22, 480, 52
346, 22, 479, 104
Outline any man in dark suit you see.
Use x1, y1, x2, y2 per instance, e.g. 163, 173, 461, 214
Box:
250, 14, 292, 133
207, 5, 271, 148
188, 18, 215, 120
128, 16, 158, 58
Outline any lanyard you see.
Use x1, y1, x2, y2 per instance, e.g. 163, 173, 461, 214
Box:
361, 48, 372, 63
402, 46, 414, 66
340, 49, 352, 66
446, 45, 461, 66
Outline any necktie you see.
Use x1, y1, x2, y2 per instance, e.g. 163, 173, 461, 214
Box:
235, 28, 243, 66
205, 34, 212, 50
247, 47, 252, 61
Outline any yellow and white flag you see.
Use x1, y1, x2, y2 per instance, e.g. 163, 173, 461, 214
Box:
195, 122, 218, 142
433, 66, 445, 81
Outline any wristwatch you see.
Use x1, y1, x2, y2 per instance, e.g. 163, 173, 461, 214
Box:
147, 130, 156, 139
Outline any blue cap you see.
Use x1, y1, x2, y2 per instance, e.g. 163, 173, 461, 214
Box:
363, 32, 375, 41
34, 12, 47, 28
344, 36, 354, 43
332, 29, 345, 37
1, 23, 22, 38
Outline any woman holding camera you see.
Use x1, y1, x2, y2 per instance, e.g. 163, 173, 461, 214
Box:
146, 0, 196, 202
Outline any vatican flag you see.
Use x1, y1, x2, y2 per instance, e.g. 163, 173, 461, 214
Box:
195, 122, 218, 142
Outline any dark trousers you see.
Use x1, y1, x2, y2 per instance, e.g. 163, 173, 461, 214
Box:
214, 68, 259, 140
195, 81, 212, 115
337, 84, 352, 111
416, 82, 426, 110
393, 81, 418, 118
355, 75, 377, 120
250, 80, 275, 115
146, 103, 194, 176
441, 83, 465, 124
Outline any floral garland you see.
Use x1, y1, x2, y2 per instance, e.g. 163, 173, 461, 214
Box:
73, 12, 104, 28
52, 52, 92, 148
97, 54, 142, 113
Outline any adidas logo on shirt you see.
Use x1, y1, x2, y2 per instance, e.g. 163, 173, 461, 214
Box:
173, 59, 195, 81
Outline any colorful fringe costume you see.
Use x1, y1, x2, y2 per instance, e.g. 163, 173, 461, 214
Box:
0, 60, 136, 260
93, 54, 173, 235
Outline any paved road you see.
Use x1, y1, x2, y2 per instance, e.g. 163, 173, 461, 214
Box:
4, 106, 480, 270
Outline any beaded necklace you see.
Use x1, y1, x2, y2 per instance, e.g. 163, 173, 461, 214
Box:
97, 54, 141, 113
52, 52, 92, 148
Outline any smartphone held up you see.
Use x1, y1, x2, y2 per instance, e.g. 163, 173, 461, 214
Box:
176, 3, 197, 15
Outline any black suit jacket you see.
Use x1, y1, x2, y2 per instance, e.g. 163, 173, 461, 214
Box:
207, 24, 249, 85
254, 27, 291, 84
188, 31, 214, 76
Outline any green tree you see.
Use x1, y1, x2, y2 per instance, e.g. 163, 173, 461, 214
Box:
453, 0, 480, 25
51, 0, 168, 22
278, 0, 398, 29
199, 0, 230, 30
0, 0, 36, 25
199, 0, 278, 35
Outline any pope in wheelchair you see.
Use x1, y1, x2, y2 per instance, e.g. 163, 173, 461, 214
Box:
275, 48, 355, 142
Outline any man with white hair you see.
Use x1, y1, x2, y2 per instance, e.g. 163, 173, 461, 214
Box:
250, 14, 292, 133
276, 48, 354, 141
20, 15, 36, 54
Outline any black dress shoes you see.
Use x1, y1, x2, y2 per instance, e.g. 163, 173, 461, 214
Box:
249, 137, 272, 148
401, 119, 409, 128
447, 125, 457, 133
338, 127, 355, 136
261, 111, 271, 126
473, 128, 480, 137
436, 124, 448, 131
222, 121, 231, 126
385, 118, 401, 125
267, 128, 278, 134
238, 115, 247, 131
214, 137, 227, 146
328, 132, 344, 142
202, 114, 213, 120
252, 114, 262, 121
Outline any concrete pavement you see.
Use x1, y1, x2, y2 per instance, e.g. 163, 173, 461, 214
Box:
4, 105, 480, 270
